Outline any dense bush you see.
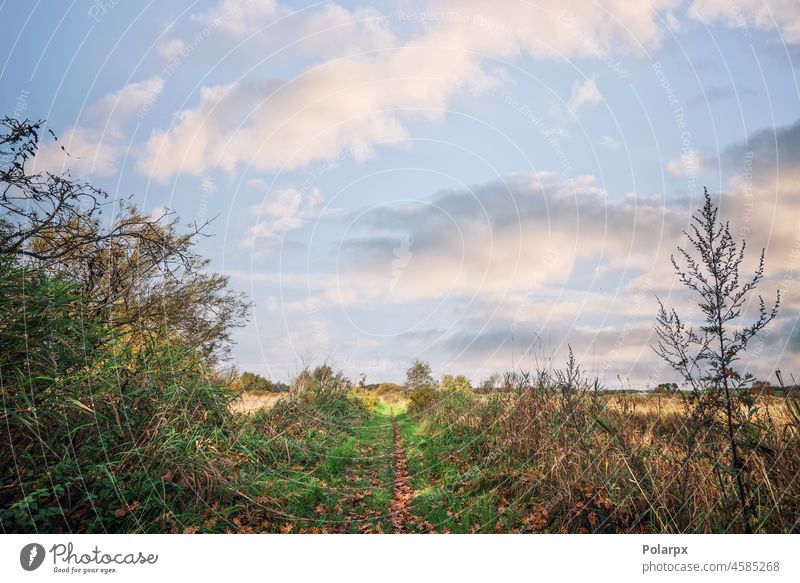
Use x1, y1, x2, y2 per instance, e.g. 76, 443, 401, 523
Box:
406, 385, 436, 413
440, 374, 472, 393
0, 253, 376, 533
0, 260, 245, 532
0, 118, 258, 533
348, 387, 379, 413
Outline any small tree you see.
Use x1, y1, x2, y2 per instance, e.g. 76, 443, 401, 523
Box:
653, 188, 779, 532
0, 117, 250, 363
403, 359, 435, 391
440, 374, 471, 392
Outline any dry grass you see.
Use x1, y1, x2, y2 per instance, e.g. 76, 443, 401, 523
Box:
229, 391, 285, 415
417, 387, 800, 533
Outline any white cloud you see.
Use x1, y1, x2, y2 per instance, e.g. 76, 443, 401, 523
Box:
181, 0, 396, 61
599, 135, 621, 150
138, 45, 485, 179
243, 185, 339, 249
228, 113, 800, 384
690, 0, 800, 45
35, 77, 164, 177
666, 149, 701, 176
138, 0, 677, 180
90, 76, 165, 123
333, 172, 677, 303
35, 126, 123, 177
158, 38, 186, 61
190, 0, 281, 37
337, 157, 796, 382
428, 0, 678, 59
567, 78, 603, 115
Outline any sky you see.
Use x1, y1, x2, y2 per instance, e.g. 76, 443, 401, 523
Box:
1, 0, 799, 387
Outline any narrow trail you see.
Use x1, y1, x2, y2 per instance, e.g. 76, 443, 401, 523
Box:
390, 414, 415, 533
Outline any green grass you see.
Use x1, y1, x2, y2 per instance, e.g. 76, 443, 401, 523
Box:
395, 404, 505, 533
229, 398, 396, 533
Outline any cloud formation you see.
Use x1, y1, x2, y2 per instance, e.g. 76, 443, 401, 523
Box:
690, 0, 800, 45
280, 110, 800, 383
599, 136, 621, 150
243, 184, 339, 249
567, 78, 603, 115
35, 77, 164, 176
330, 172, 678, 307
138, 0, 678, 180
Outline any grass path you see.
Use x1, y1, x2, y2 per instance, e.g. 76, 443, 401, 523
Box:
385, 404, 493, 533
323, 401, 501, 534
252, 400, 481, 533
316, 403, 396, 533
394, 405, 507, 533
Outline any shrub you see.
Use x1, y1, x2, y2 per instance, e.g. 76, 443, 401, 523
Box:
376, 382, 402, 394
0, 118, 252, 533
441, 374, 472, 393
348, 387, 379, 413
654, 188, 780, 533
0, 261, 242, 532
411, 363, 800, 533
293, 364, 352, 403
407, 385, 437, 413
237, 371, 276, 393
374, 382, 404, 403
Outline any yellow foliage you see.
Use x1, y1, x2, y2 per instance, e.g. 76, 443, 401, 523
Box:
348, 388, 378, 413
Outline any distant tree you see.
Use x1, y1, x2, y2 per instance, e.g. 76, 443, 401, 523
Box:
477, 374, 501, 393
292, 363, 351, 398
750, 379, 772, 393
311, 363, 350, 389
238, 371, 275, 393
403, 359, 435, 391
441, 374, 471, 392
653, 188, 780, 533
502, 371, 524, 391
376, 382, 402, 394
653, 382, 678, 394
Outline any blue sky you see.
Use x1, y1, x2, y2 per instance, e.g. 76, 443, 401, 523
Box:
2, 0, 799, 386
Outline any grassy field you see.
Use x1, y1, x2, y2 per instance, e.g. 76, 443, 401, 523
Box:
212, 383, 799, 534
3, 352, 799, 534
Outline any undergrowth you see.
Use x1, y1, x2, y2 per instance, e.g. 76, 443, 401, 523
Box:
402, 375, 800, 533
